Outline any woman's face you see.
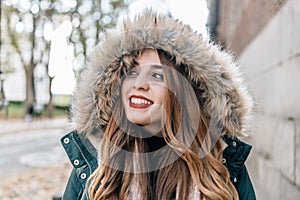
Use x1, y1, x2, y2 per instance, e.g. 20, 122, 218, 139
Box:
121, 49, 167, 133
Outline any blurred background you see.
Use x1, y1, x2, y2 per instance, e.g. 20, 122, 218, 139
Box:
0, 0, 299, 199
0, 0, 208, 199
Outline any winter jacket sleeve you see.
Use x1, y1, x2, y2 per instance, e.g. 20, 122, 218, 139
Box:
62, 168, 85, 200
235, 165, 256, 200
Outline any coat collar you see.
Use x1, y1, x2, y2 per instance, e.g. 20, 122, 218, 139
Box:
222, 135, 252, 183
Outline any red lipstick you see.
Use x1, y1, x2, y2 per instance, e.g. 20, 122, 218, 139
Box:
129, 95, 153, 109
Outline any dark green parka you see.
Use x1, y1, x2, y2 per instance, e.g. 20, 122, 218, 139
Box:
61, 10, 256, 200
61, 131, 256, 200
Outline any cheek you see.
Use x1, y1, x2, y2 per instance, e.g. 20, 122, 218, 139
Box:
121, 80, 130, 98
121, 84, 128, 108
155, 87, 167, 104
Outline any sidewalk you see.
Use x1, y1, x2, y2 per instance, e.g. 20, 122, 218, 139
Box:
0, 117, 72, 135
0, 117, 73, 200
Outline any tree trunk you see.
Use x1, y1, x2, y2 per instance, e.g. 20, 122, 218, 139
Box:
24, 66, 35, 117
47, 75, 54, 118
23, 13, 37, 119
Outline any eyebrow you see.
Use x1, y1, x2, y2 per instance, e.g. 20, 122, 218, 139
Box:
134, 64, 163, 70
151, 64, 163, 69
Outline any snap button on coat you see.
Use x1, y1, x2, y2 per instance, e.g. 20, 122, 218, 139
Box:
222, 158, 226, 163
232, 141, 237, 147
80, 173, 87, 180
73, 159, 80, 166
64, 138, 70, 144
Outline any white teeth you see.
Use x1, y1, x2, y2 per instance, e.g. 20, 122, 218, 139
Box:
131, 97, 152, 105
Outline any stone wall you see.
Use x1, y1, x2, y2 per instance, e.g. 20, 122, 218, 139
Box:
237, 0, 300, 199
209, 0, 288, 55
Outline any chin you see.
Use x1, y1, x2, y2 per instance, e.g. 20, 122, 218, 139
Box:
128, 118, 150, 126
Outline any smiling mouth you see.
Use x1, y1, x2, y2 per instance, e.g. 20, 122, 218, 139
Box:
129, 96, 154, 109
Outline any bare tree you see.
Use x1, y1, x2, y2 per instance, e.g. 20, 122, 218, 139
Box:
1, 0, 128, 118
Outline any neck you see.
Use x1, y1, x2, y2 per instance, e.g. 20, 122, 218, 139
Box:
140, 120, 164, 136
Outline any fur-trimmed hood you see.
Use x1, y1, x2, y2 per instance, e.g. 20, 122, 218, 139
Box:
71, 10, 253, 138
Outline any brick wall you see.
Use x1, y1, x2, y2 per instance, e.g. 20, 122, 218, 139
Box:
207, 0, 300, 199
228, 0, 300, 199
209, 0, 288, 55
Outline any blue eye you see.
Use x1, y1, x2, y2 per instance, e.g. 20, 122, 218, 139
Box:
127, 69, 138, 77
152, 73, 164, 80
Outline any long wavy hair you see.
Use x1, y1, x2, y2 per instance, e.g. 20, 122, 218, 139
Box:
88, 49, 239, 200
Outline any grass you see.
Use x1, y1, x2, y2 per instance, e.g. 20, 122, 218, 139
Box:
0, 101, 70, 119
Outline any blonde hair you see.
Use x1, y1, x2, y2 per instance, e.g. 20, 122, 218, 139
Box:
88, 49, 238, 200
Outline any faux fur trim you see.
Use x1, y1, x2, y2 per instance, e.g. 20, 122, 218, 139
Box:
71, 10, 253, 138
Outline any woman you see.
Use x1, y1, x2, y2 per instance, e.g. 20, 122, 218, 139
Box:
61, 11, 256, 200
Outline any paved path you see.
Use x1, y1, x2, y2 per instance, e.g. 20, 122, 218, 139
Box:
0, 117, 71, 178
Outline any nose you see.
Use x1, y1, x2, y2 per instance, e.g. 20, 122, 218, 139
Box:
133, 74, 150, 91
